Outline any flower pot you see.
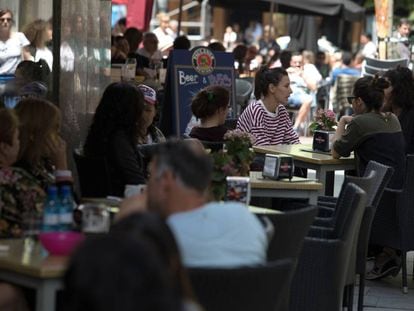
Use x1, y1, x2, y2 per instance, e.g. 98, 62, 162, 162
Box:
312, 130, 335, 152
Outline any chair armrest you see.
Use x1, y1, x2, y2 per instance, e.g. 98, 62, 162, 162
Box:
316, 205, 335, 217
307, 225, 334, 239
317, 195, 338, 203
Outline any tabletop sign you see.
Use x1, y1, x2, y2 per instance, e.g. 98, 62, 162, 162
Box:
160, 47, 236, 136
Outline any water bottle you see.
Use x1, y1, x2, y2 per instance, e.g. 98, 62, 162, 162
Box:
59, 185, 74, 231
42, 186, 60, 232
122, 57, 137, 81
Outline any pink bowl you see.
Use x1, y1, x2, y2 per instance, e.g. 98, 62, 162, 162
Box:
39, 232, 84, 256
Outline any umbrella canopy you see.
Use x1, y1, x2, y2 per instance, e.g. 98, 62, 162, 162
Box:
208, 0, 365, 21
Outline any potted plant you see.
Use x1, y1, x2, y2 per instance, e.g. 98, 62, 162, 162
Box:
309, 109, 337, 152
210, 130, 254, 201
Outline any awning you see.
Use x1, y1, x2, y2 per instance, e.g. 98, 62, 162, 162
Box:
208, 0, 365, 21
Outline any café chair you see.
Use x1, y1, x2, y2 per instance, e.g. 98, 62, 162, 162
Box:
188, 258, 294, 311
290, 183, 366, 311
73, 148, 112, 198
256, 205, 318, 311
313, 161, 394, 311
363, 57, 409, 77
330, 74, 359, 117
235, 78, 253, 114
370, 154, 414, 293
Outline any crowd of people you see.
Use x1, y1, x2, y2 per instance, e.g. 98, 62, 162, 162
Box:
1, 7, 414, 310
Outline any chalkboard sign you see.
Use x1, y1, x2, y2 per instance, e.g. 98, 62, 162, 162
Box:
160, 47, 236, 137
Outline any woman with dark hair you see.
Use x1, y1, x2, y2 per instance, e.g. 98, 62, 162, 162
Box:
382, 66, 414, 154
0, 8, 32, 74
237, 66, 299, 145
84, 82, 146, 196
63, 234, 183, 311
189, 85, 230, 142
15, 98, 72, 189
332, 76, 405, 188
333, 76, 406, 280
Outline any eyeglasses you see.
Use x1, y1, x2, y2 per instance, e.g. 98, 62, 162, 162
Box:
347, 96, 357, 105
0, 18, 12, 23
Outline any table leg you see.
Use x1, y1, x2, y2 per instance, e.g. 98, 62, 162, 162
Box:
325, 171, 335, 196
315, 168, 334, 196
36, 279, 61, 311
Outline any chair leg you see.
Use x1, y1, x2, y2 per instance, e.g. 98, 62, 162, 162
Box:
402, 251, 408, 294
348, 284, 354, 311
358, 274, 365, 311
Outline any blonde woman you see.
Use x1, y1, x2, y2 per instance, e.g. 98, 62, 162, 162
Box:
23, 19, 53, 71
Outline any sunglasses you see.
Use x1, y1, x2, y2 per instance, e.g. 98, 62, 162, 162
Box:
347, 96, 357, 105
0, 18, 12, 23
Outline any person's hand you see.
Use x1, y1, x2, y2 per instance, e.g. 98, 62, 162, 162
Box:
46, 135, 68, 170
116, 192, 148, 222
339, 115, 353, 125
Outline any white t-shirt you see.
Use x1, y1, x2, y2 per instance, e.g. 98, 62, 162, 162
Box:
0, 32, 30, 74
167, 201, 267, 268
153, 27, 174, 52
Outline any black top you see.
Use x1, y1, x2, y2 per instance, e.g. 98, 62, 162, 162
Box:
189, 125, 228, 142
334, 112, 406, 189
84, 130, 146, 197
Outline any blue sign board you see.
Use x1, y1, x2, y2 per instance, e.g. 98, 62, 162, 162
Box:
160, 47, 236, 137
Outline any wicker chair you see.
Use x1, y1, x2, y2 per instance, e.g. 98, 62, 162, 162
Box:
370, 154, 414, 293
188, 258, 294, 311
290, 183, 366, 311
255, 206, 318, 311
314, 160, 394, 311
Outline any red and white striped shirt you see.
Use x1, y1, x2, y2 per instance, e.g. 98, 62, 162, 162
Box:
237, 100, 300, 146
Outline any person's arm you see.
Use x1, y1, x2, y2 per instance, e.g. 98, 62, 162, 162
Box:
21, 46, 32, 61
332, 115, 353, 159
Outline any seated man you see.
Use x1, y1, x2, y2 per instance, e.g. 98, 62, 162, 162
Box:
118, 140, 267, 268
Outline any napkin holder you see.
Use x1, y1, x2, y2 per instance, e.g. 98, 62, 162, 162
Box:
262, 154, 294, 180
312, 130, 335, 152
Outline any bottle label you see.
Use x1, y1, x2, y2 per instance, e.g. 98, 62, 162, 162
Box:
60, 213, 73, 224
44, 214, 58, 225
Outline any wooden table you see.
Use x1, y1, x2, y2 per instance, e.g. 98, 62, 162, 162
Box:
253, 144, 355, 196
250, 171, 323, 205
0, 239, 67, 311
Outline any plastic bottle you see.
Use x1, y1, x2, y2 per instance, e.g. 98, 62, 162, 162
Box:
59, 185, 75, 231
42, 186, 60, 232
123, 57, 137, 81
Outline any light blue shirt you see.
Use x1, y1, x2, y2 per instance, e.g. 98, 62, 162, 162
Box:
167, 201, 267, 268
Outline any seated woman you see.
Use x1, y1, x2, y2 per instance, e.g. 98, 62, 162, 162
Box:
189, 85, 230, 143
237, 66, 299, 145
332, 76, 406, 280
84, 82, 146, 197
0, 108, 45, 238
382, 66, 414, 154
136, 84, 165, 145
15, 98, 72, 190
332, 76, 405, 189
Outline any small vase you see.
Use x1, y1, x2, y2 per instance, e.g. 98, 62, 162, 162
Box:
312, 130, 335, 152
